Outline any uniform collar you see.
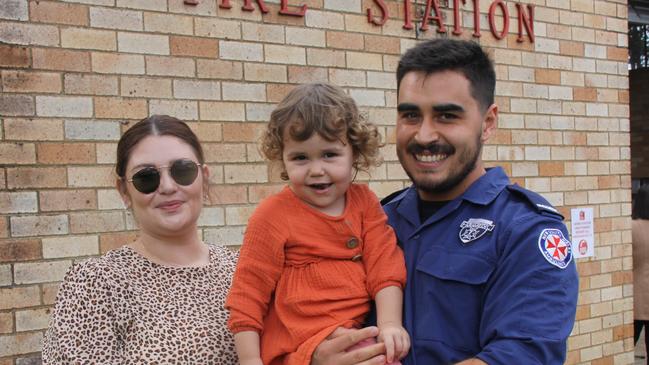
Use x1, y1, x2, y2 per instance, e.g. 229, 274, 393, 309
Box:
393, 167, 510, 227
461, 166, 510, 205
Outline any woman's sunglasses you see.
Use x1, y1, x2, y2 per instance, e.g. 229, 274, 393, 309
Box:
126, 159, 202, 194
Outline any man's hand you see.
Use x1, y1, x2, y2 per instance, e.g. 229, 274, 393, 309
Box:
311, 326, 386, 365
377, 322, 410, 362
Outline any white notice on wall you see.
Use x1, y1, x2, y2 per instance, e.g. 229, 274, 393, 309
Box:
570, 207, 595, 258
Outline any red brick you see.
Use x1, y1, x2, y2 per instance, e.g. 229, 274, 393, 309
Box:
287, 65, 327, 83
607, 46, 628, 62
591, 356, 613, 365
170, 36, 218, 58
32, 48, 91, 72
95, 97, 148, 119
364, 34, 400, 54
248, 184, 284, 203
37, 143, 96, 164
573, 87, 597, 101
208, 185, 248, 204
0, 286, 41, 310
39, 189, 97, 212
222, 122, 264, 142
0, 44, 30, 68
618, 90, 629, 103
535, 69, 561, 85
1, 70, 61, 93
575, 304, 590, 321
0, 239, 41, 263
611, 270, 633, 285
64, 74, 118, 96
577, 261, 601, 276
266, 84, 295, 103
488, 129, 511, 145
326, 31, 364, 50
6, 167, 67, 189
42, 283, 59, 305
0, 218, 8, 238
0, 312, 12, 334
539, 162, 565, 177
598, 175, 620, 189
612, 324, 626, 340
0, 94, 34, 116
29, 0, 89, 25
559, 41, 584, 57
100, 232, 137, 254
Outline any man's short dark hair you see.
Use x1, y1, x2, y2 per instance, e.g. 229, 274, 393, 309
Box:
397, 38, 496, 112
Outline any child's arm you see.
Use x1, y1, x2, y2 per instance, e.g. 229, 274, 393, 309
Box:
234, 331, 264, 365
375, 285, 410, 363
225, 196, 288, 363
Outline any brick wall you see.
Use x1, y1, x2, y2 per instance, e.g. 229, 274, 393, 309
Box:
0, 0, 633, 363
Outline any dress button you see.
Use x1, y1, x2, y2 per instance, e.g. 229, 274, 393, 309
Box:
346, 237, 359, 249
351, 254, 362, 262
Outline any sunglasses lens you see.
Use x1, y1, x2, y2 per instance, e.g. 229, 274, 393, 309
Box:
131, 168, 160, 194
170, 159, 199, 186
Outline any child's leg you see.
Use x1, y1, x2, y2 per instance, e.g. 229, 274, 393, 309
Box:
345, 337, 402, 365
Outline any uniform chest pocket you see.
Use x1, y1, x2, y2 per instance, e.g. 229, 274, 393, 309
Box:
412, 250, 495, 349
416, 250, 495, 284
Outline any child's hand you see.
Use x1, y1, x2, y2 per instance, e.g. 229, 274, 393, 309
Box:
377, 322, 410, 363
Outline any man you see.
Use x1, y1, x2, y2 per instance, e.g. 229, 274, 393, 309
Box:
313, 38, 578, 364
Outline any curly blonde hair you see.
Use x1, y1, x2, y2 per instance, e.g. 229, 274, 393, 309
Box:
261, 83, 382, 180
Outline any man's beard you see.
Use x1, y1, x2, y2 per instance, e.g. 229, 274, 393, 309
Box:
402, 134, 482, 196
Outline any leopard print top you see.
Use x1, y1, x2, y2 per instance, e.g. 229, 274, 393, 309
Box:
43, 244, 239, 364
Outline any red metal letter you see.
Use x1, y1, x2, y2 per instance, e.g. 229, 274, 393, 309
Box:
367, 0, 389, 26
219, 0, 231, 8
420, 0, 446, 33
453, 0, 466, 35
488, 0, 509, 40
403, 0, 414, 29
472, 0, 481, 37
516, 3, 534, 43
242, 0, 269, 12
280, 0, 306, 16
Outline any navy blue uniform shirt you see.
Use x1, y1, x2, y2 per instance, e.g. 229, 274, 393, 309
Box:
383, 167, 578, 365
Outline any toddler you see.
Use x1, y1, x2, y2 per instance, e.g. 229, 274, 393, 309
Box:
226, 83, 408, 365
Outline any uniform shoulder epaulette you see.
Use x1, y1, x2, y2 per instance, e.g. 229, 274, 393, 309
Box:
506, 184, 564, 219
380, 188, 408, 206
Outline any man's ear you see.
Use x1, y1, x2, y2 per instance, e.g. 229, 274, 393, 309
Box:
116, 178, 131, 208
481, 103, 498, 142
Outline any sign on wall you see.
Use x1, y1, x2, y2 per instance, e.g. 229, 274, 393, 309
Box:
184, 0, 535, 42
571, 207, 595, 258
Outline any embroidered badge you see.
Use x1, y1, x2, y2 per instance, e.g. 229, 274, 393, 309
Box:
459, 218, 495, 244
538, 228, 573, 269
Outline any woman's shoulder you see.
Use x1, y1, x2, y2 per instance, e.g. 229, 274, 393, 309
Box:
207, 244, 239, 264
63, 246, 134, 285
205, 244, 239, 283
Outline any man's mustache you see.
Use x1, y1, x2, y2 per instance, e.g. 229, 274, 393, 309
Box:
406, 141, 455, 156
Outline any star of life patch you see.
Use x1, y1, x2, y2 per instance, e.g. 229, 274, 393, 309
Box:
459, 218, 495, 244
538, 228, 573, 269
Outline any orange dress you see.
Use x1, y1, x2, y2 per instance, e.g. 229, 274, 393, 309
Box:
226, 184, 406, 365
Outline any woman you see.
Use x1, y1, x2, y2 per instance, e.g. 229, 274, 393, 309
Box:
634, 184, 649, 362
43, 115, 238, 363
